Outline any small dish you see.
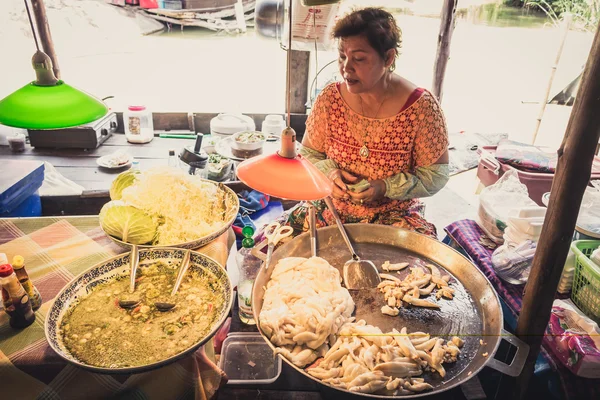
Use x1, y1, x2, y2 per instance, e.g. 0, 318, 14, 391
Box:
232, 131, 266, 151
97, 152, 133, 169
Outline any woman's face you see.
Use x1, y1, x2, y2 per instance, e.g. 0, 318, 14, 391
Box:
338, 35, 391, 94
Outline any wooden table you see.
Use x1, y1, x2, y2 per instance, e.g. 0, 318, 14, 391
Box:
0, 133, 199, 192
0, 134, 299, 216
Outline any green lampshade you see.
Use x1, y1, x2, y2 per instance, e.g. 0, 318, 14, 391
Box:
0, 80, 108, 129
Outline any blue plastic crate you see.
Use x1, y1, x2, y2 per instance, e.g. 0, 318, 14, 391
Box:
0, 160, 45, 217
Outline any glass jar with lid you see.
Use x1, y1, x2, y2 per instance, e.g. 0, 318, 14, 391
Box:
124, 106, 154, 144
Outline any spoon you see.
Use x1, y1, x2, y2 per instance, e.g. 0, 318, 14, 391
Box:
323, 197, 381, 290
155, 249, 192, 312
118, 245, 141, 309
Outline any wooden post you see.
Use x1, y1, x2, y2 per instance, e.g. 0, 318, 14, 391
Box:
513, 17, 600, 399
290, 50, 310, 113
531, 13, 573, 145
31, 0, 61, 79
432, 0, 457, 102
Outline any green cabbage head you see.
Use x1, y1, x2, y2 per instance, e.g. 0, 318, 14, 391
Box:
99, 200, 158, 245
109, 170, 140, 200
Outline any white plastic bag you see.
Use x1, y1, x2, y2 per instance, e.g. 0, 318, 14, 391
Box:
39, 162, 85, 196
478, 170, 537, 236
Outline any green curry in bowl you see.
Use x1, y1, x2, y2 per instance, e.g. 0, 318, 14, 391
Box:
45, 248, 232, 374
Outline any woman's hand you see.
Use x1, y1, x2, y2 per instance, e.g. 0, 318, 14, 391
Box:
347, 180, 386, 205
328, 169, 359, 200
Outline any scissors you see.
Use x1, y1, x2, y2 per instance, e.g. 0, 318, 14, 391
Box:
264, 222, 294, 270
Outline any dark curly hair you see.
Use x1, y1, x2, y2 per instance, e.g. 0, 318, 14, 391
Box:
333, 7, 402, 67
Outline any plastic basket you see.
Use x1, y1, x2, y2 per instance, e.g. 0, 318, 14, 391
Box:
570, 240, 600, 323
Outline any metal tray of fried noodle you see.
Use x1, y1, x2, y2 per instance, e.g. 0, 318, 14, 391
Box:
252, 224, 529, 398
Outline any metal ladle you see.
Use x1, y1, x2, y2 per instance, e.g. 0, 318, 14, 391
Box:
323, 197, 381, 290
118, 244, 141, 309
155, 249, 192, 312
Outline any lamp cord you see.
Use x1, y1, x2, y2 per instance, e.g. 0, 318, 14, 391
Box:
286, 0, 293, 127
24, 0, 40, 51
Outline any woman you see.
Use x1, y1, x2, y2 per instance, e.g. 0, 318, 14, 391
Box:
286, 7, 449, 239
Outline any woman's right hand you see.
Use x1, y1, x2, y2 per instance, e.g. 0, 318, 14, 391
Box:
328, 169, 359, 200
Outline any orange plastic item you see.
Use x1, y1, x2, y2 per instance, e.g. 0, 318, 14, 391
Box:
236, 153, 333, 201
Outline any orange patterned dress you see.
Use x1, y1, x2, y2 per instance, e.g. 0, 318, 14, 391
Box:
291, 82, 449, 237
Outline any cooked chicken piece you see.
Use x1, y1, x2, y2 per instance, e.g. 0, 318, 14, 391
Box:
430, 339, 447, 377
307, 367, 341, 380
410, 274, 432, 288
373, 361, 421, 378
392, 327, 420, 361
414, 337, 437, 351
408, 332, 430, 345
382, 261, 410, 272
452, 336, 465, 348
379, 273, 402, 282
406, 382, 434, 392
419, 282, 436, 296
349, 377, 388, 393
387, 296, 396, 307
403, 294, 441, 309
381, 305, 399, 316
377, 280, 397, 290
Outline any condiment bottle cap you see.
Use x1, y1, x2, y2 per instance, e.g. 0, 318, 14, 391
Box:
0, 264, 14, 277
12, 255, 25, 269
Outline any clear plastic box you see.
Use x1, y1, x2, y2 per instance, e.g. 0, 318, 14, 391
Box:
219, 332, 282, 385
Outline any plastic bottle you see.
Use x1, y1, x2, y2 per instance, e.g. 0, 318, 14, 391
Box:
236, 226, 262, 325
0, 263, 35, 329
168, 149, 178, 168
124, 106, 154, 144
0, 253, 12, 311
12, 255, 42, 311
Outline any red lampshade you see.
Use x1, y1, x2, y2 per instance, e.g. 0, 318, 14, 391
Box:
236, 153, 333, 201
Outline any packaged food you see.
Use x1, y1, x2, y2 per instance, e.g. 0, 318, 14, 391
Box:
544, 299, 600, 378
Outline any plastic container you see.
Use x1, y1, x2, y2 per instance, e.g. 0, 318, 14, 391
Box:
7, 133, 26, 152
219, 332, 282, 384
261, 114, 285, 137
124, 106, 154, 144
570, 240, 600, 323
477, 146, 600, 206
162, 0, 182, 9
210, 113, 255, 139
0, 160, 44, 217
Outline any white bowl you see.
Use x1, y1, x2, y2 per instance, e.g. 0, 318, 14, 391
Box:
231, 130, 266, 151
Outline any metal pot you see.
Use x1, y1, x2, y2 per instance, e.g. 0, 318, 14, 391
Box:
252, 224, 529, 398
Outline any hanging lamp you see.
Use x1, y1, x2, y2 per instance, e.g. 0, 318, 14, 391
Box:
236, 0, 334, 201
0, 0, 107, 130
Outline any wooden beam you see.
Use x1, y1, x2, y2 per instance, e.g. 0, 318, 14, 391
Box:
30, 0, 61, 79
290, 50, 310, 113
514, 16, 600, 399
432, 0, 457, 102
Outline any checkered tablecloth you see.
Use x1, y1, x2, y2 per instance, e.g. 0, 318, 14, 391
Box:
0, 216, 232, 400
444, 219, 600, 400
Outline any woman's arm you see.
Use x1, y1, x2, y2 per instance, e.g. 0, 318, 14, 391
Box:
381, 154, 449, 201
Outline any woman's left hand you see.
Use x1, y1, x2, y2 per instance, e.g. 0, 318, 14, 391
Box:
347, 180, 386, 205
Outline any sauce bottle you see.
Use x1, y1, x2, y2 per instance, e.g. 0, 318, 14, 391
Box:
0, 253, 12, 311
0, 263, 36, 329
12, 255, 42, 311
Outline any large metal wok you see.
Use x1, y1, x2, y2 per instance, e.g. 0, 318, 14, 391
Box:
252, 224, 529, 398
